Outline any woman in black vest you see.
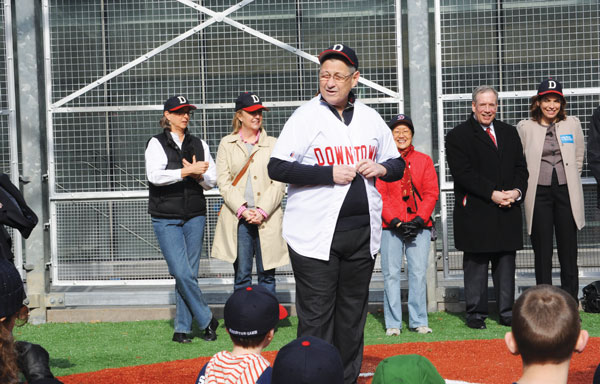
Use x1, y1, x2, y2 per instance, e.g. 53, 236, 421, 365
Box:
145, 95, 218, 343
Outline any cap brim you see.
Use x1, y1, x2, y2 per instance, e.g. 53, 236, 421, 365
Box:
242, 104, 269, 112
538, 90, 564, 98
167, 104, 197, 112
319, 50, 357, 67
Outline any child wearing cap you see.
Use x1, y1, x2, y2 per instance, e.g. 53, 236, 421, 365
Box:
195, 285, 281, 384
372, 354, 444, 384
504, 284, 588, 384
271, 336, 344, 384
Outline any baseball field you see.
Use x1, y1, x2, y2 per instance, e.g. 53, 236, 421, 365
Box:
14, 311, 600, 383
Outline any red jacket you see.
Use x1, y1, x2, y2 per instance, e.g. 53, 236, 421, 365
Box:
377, 148, 439, 228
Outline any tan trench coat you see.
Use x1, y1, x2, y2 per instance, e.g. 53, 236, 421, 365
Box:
211, 130, 289, 270
516, 116, 585, 235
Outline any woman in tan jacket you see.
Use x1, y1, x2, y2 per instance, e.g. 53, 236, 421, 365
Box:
212, 92, 288, 295
517, 78, 585, 301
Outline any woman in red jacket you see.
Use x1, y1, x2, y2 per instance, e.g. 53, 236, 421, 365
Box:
376, 114, 439, 335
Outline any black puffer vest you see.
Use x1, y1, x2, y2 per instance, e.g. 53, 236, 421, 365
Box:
147, 129, 207, 220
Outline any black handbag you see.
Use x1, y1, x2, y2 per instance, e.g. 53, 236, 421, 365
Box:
581, 281, 600, 313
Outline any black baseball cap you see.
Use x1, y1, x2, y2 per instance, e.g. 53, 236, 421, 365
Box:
388, 113, 414, 134
318, 44, 359, 69
271, 336, 344, 384
163, 95, 197, 112
537, 78, 564, 98
224, 285, 279, 337
235, 92, 269, 112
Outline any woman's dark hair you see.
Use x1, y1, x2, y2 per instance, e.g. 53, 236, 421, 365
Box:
0, 317, 19, 384
159, 115, 171, 130
529, 94, 567, 123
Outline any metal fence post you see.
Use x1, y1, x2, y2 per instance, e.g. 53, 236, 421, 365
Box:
15, 0, 48, 324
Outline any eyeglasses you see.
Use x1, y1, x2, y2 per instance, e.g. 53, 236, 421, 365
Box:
170, 110, 193, 116
319, 71, 355, 82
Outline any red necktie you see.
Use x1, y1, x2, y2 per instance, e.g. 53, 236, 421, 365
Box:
486, 127, 497, 148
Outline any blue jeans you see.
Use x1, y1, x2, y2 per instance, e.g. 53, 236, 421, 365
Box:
152, 215, 212, 333
380, 228, 431, 329
234, 221, 276, 295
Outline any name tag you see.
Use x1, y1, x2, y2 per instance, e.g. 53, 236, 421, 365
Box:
560, 134, 574, 144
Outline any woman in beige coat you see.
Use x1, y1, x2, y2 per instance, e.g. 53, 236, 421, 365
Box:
212, 92, 288, 295
516, 78, 585, 301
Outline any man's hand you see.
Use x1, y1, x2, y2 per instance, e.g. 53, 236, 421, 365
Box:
356, 159, 387, 179
333, 165, 357, 185
503, 189, 521, 201
491, 190, 515, 208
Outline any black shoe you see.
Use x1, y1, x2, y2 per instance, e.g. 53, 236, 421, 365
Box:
466, 319, 486, 329
499, 317, 512, 327
202, 317, 219, 341
172, 332, 192, 343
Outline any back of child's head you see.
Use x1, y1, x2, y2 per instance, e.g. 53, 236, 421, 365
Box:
372, 354, 444, 384
512, 284, 580, 365
224, 285, 279, 348
271, 336, 344, 384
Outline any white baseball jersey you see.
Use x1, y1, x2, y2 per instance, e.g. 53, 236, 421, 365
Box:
270, 96, 399, 260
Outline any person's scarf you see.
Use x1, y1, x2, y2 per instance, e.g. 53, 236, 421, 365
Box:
398, 145, 417, 215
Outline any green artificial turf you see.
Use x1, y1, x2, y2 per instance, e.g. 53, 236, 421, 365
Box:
13, 311, 600, 377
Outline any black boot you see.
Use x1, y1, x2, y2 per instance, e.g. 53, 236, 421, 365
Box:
202, 317, 219, 341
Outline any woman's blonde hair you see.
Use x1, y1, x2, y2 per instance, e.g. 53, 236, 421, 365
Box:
231, 110, 265, 134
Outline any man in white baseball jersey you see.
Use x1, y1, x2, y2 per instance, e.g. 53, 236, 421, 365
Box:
268, 44, 405, 384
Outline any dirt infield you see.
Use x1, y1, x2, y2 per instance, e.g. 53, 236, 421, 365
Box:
58, 338, 600, 384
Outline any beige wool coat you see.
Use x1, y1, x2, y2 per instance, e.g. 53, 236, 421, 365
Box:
211, 130, 289, 270
516, 116, 585, 235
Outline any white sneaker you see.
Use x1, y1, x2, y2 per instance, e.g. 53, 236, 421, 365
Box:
385, 328, 401, 336
411, 326, 433, 334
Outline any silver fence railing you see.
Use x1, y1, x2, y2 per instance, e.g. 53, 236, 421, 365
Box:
435, 0, 600, 279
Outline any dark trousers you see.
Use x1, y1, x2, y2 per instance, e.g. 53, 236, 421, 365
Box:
463, 251, 515, 323
531, 181, 579, 301
290, 226, 374, 384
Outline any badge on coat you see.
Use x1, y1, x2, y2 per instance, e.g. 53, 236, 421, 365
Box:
560, 134, 574, 144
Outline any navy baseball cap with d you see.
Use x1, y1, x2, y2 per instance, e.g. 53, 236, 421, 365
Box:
235, 92, 269, 112
271, 336, 344, 384
163, 95, 197, 112
224, 285, 279, 337
319, 44, 359, 69
537, 78, 563, 98
388, 113, 414, 134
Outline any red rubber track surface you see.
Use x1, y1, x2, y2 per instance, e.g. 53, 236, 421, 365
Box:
58, 338, 600, 384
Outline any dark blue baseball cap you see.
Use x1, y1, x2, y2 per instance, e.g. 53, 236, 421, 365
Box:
235, 92, 269, 112
319, 44, 359, 69
537, 78, 564, 98
388, 113, 414, 134
272, 336, 344, 384
224, 285, 279, 337
164, 95, 197, 112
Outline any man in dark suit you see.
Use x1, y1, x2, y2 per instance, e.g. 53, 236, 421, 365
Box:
445, 86, 528, 329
